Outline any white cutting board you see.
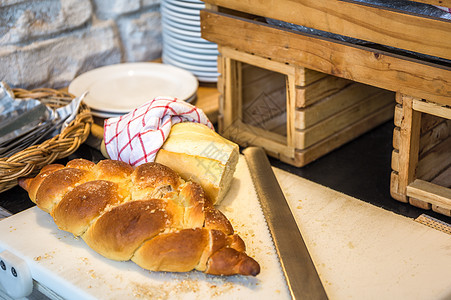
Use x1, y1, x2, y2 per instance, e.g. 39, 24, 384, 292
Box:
273, 168, 451, 300
0, 157, 290, 300
3, 156, 451, 300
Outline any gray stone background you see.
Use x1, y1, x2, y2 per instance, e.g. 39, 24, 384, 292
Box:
0, 0, 162, 89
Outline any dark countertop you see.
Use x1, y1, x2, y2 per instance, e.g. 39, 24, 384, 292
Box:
1, 119, 450, 225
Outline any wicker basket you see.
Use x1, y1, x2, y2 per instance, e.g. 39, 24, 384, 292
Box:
0, 88, 93, 193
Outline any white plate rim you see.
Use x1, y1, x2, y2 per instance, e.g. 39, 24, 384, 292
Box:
90, 109, 126, 119
162, 55, 220, 78
165, 0, 203, 2
68, 63, 198, 114
164, 0, 204, 10
163, 46, 218, 66
162, 20, 201, 37
161, 4, 200, 22
162, 32, 218, 51
161, 15, 200, 31
89, 93, 197, 118
163, 26, 212, 44
163, 52, 218, 72
161, 1, 200, 16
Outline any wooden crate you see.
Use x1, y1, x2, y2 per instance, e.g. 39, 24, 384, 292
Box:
217, 47, 395, 166
200, 0, 451, 213
391, 94, 451, 216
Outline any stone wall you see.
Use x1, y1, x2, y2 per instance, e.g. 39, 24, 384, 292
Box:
0, 0, 162, 89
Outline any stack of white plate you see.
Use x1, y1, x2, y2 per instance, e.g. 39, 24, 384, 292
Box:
161, 0, 219, 83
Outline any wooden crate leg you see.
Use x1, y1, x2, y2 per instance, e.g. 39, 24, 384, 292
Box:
219, 52, 242, 135
409, 197, 432, 210
395, 94, 422, 202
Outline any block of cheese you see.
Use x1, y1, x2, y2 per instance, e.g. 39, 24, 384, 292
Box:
155, 122, 239, 205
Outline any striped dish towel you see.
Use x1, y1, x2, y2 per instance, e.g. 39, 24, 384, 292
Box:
104, 96, 213, 166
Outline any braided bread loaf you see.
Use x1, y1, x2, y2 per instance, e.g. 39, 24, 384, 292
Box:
18, 158, 260, 276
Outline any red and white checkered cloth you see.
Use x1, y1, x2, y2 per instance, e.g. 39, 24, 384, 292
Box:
104, 96, 214, 166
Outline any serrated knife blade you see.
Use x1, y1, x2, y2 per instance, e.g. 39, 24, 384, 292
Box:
243, 147, 328, 300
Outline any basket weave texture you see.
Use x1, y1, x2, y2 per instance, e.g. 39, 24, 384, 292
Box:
0, 88, 93, 193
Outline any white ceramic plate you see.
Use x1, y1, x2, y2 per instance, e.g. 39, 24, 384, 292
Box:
163, 52, 218, 72
161, 4, 200, 21
162, 32, 218, 52
167, 0, 203, 3
161, 5, 200, 23
89, 92, 197, 118
195, 76, 218, 83
163, 46, 218, 67
162, 1, 200, 16
69, 63, 198, 114
165, 0, 204, 10
89, 109, 125, 119
163, 26, 211, 43
162, 19, 202, 37
162, 54, 220, 83
161, 15, 200, 31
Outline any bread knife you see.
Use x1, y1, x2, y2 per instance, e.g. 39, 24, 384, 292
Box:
243, 147, 328, 300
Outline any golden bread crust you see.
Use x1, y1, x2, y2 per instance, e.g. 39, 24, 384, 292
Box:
19, 164, 65, 203
83, 199, 183, 261
35, 168, 93, 213
132, 228, 210, 272
19, 158, 260, 276
52, 180, 125, 236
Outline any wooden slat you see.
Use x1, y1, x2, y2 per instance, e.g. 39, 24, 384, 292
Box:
417, 136, 451, 181
396, 94, 422, 202
294, 90, 394, 149
282, 104, 394, 166
242, 85, 286, 126
201, 11, 451, 106
419, 120, 450, 157
219, 54, 242, 132
390, 171, 406, 202
395, 92, 404, 105
295, 75, 353, 108
295, 83, 386, 129
241, 65, 286, 127
432, 205, 451, 217
391, 149, 399, 172
394, 104, 403, 127
220, 46, 295, 77
409, 197, 432, 210
286, 68, 297, 153
393, 127, 401, 151
420, 111, 446, 134
202, 0, 451, 60
254, 112, 287, 136
431, 165, 451, 188
407, 179, 451, 210
221, 119, 294, 158
413, 99, 451, 120
241, 63, 284, 88
295, 68, 328, 87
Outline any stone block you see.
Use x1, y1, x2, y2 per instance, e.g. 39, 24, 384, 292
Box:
0, 0, 92, 45
0, 20, 122, 89
118, 10, 162, 62
93, 0, 160, 19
